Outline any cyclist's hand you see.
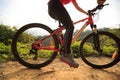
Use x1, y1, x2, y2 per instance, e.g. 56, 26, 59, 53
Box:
97, 0, 106, 5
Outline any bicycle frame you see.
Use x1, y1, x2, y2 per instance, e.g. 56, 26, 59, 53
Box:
33, 15, 94, 52
72, 16, 93, 43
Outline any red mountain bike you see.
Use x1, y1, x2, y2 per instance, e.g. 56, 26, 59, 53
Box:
12, 4, 120, 69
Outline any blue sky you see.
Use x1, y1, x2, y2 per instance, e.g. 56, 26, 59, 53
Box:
0, 0, 120, 29
0, 0, 8, 12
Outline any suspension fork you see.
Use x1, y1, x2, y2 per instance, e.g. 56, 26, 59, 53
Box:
91, 25, 102, 52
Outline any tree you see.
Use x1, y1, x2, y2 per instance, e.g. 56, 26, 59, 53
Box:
0, 24, 16, 45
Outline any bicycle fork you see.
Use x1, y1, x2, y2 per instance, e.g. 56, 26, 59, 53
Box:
92, 25, 102, 53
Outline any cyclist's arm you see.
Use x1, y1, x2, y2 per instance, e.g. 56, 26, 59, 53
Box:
72, 0, 88, 15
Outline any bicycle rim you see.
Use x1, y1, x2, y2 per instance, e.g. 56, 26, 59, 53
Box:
80, 31, 120, 69
12, 23, 59, 69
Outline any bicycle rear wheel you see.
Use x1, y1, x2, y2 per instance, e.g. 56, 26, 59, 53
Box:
12, 23, 59, 69
79, 31, 120, 69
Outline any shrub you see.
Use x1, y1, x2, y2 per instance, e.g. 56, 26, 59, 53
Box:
71, 41, 80, 58
0, 43, 8, 54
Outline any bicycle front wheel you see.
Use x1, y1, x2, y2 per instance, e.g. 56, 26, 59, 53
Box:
79, 31, 120, 69
12, 23, 59, 69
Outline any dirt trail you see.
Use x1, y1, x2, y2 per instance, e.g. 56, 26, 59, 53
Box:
0, 59, 120, 80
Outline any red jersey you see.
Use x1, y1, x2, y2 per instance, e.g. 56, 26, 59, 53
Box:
59, 0, 75, 5
48, 0, 75, 5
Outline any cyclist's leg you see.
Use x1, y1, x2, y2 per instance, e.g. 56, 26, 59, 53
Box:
48, 0, 73, 54
48, 0, 79, 68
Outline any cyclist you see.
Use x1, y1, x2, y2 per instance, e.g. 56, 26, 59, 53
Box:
48, 0, 106, 68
